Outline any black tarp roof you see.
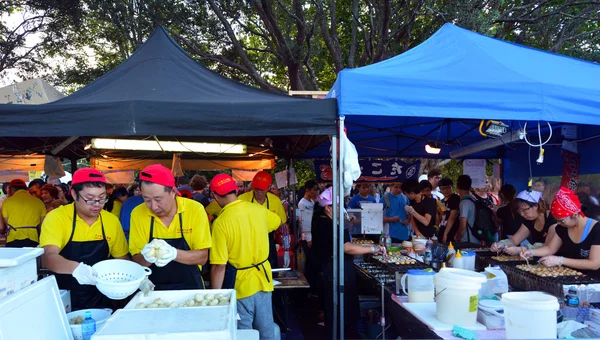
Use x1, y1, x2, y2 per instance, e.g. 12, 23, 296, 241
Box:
0, 26, 336, 140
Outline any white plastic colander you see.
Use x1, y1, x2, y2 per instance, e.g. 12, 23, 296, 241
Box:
93, 259, 152, 300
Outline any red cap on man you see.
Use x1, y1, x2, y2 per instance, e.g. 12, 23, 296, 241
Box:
71, 168, 106, 187
210, 174, 237, 196
8, 179, 26, 187
139, 164, 179, 194
251, 171, 272, 191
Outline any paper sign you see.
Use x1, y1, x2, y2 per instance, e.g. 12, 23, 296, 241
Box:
274, 170, 288, 188
463, 159, 487, 189
360, 203, 383, 234
288, 168, 298, 186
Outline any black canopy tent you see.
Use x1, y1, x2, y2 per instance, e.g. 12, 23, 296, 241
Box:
0, 26, 337, 160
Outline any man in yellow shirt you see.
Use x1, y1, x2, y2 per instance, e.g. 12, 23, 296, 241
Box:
238, 171, 286, 269
210, 174, 280, 340
0, 179, 46, 247
129, 164, 211, 290
40, 168, 129, 310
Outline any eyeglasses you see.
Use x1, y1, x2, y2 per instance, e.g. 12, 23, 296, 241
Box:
559, 216, 572, 224
78, 195, 109, 206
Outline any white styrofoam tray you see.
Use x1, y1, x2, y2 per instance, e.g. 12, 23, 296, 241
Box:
0, 247, 44, 267
403, 302, 487, 331
0, 276, 73, 340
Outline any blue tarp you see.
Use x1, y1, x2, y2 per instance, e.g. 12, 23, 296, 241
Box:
305, 23, 600, 159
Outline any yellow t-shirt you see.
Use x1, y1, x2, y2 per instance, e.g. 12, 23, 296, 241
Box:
238, 191, 286, 224
111, 200, 122, 218
210, 199, 281, 299
205, 200, 222, 218
129, 196, 211, 272
39, 203, 129, 258
2, 190, 46, 243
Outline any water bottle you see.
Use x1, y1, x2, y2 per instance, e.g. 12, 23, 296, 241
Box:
425, 245, 432, 265
380, 232, 386, 247
563, 287, 579, 321
385, 234, 392, 249
82, 311, 96, 340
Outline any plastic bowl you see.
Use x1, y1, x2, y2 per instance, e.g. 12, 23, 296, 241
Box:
92, 259, 151, 300
67, 308, 112, 340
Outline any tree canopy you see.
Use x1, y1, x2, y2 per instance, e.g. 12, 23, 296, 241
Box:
2, 0, 599, 93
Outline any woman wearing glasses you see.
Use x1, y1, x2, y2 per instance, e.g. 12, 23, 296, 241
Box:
39, 168, 129, 310
521, 187, 600, 271
490, 190, 557, 255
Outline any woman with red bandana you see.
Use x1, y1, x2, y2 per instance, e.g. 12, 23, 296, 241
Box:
521, 187, 600, 271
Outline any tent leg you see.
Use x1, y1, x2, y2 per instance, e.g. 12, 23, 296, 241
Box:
70, 158, 78, 173
331, 134, 339, 340
338, 117, 345, 340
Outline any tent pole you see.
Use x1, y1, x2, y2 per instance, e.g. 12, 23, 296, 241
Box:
289, 158, 297, 266
70, 158, 78, 173
338, 117, 345, 340
332, 133, 339, 340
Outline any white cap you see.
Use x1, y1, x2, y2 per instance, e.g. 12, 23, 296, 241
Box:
516, 190, 542, 204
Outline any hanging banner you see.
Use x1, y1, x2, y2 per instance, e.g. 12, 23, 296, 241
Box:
314, 159, 420, 183
561, 149, 580, 191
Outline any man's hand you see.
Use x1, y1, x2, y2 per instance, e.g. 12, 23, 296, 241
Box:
404, 206, 415, 215
72, 263, 97, 285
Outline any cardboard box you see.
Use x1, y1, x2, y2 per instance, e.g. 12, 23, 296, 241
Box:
589, 308, 600, 325
59, 290, 71, 313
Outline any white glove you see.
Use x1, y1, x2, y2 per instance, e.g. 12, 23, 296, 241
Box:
503, 246, 522, 256
139, 277, 155, 296
283, 251, 290, 268
155, 243, 177, 267
141, 243, 158, 264
540, 255, 564, 267
404, 206, 415, 215
72, 263, 97, 285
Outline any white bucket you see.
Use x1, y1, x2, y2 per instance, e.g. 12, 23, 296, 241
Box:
66, 308, 112, 340
434, 268, 486, 326
501, 292, 559, 339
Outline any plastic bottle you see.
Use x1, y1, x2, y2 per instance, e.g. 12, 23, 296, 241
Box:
425, 245, 432, 265
445, 242, 456, 262
385, 234, 392, 249
380, 232, 386, 247
562, 287, 579, 321
431, 235, 439, 248
82, 311, 96, 340
451, 250, 464, 269
426, 238, 433, 247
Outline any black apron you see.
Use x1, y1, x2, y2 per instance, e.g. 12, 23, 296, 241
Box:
222, 257, 270, 289
54, 206, 112, 311
251, 193, 278, 269
5, 223, 39, 248
147, 213, 205, 290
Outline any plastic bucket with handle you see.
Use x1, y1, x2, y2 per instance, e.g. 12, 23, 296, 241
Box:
434, 268, 486, 326
501, 292, 559, 339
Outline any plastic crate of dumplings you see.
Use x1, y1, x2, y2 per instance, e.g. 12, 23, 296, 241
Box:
94, 289, 237, 340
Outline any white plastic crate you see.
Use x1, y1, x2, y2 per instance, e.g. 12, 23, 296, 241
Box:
0, 247, 43, 300
93, 289, 237, 340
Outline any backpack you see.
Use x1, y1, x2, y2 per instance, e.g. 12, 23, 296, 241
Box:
462, 195, 496, 244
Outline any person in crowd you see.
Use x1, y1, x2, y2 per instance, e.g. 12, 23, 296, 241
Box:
0, 179, 46, 247
41, 183, 64, 213
382, 182, 411, 242
128, 183, 141, 196
456, 175, 478, 243
403, 179, 436, 238
130, 164, 211, 290
209, 174, 280, 340
494, 184, 523, 240
311, 187, 385, 339
298, 180, 319, 241
348, 183, 377, 209
490, 190, 557, 254
179, 188, 194, 199
55, 183, 72, 204
368, 184, 381, 203
269, 184, 289, 218
0, 182, 9, 206
110, 187, 128, 218
28, 178, 45, 199
420, 180, 433, 198
40, 169, 129, 310
473, 177, 494, 207
578, 183, 600, 206
427, 169, 444, 201
176, 175, 191, 191
578, 191, 600, 220
190, 174, 210, 207
532, 178, 547, 193
119, 181, 145, 241
239, 171, 286, 269
489, 178, 502, 206
439, 178, 460, 243
522, 187, 600, 271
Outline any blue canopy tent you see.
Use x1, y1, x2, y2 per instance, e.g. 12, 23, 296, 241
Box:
324, 23, 600, 336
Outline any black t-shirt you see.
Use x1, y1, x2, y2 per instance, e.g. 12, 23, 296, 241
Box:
523, 212, 557, 244
496, 204, 524, 239
413, 196, 437, 238
555, 219, 600, 260
442, 194, 460, 228
312, 215, 353, 264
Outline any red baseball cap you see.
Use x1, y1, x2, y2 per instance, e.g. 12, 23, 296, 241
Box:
251, 171, 272, 191
8, 179, 26, 187
210, 174, 237, 196
72, 168, 106, 185
139, 164, 179, 193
